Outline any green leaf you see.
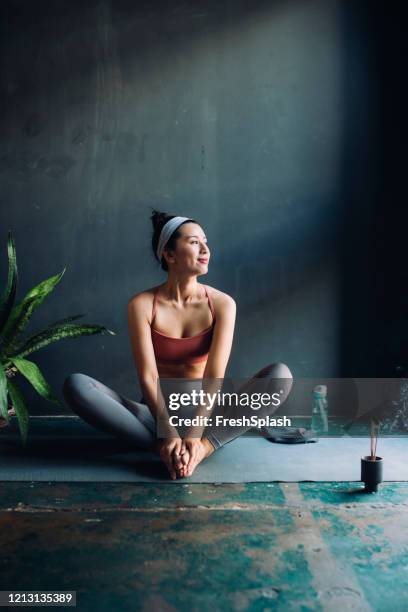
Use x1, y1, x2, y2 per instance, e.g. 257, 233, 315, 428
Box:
0, 230, 18, 336
1, 296, 38, 355
8, 314, 86, 355
7, 378, 29, 447
0, 366, 9, 420
10, 356, 60, 405
46, 314, 85, 327
8, 323, 115, 360
1, 268, 66, 354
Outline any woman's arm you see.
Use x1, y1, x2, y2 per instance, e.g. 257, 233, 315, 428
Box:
182, 293, 236, 475
185, 293, 236, 436
128, 294, 188, 479
127, 294, 179, 438
203, 293, 236, 380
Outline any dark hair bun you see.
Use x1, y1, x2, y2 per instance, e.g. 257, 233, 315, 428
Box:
150, 209, 171, 232
150, 208, 175, 270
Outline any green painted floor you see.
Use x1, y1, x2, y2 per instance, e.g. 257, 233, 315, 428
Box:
0, 482, 407, 611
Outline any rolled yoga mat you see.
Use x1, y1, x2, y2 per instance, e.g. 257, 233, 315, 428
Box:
0, 417, 406, 483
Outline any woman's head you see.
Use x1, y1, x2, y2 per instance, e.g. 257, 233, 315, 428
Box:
150, 209, 210, 274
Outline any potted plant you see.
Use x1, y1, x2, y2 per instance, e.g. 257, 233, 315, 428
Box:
0, 230, 115, 446
361, 419, 383, 493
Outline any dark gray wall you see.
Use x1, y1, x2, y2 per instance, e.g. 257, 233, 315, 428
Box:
1, 0, 402, 415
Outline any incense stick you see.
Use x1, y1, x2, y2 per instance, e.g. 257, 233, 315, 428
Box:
374, 422, 380, 460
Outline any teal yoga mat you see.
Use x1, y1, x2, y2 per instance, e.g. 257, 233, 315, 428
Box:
0, 417, 406, 482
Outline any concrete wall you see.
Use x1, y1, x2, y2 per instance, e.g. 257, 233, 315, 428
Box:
0, 0, 402, 414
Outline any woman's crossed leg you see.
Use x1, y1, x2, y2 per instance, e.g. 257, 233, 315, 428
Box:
62, 361, 293, 477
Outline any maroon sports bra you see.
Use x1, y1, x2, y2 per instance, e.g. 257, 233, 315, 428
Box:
151, 285, 216, 365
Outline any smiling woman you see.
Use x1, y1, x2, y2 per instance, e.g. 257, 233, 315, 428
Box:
62, 209, 293, 481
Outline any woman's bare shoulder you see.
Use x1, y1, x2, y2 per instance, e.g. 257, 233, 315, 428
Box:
128, 286, 159, 312
205, 285, 236, 314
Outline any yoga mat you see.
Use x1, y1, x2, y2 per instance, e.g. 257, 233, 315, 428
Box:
0, 417, 406, 482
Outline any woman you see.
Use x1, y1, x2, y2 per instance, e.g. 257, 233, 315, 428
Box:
63, 210, 293, 479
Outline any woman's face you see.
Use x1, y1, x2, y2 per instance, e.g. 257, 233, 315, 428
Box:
166, 222, 210, 273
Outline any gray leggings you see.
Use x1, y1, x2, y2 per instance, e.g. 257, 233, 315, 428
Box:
62, 362, 293, 452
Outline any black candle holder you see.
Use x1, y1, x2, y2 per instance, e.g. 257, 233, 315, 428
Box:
361, 455, 383, 492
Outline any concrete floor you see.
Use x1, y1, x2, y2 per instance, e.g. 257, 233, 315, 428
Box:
0, 481, 407, 611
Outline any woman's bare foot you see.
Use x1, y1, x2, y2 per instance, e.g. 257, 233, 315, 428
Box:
185, 437, 215, 477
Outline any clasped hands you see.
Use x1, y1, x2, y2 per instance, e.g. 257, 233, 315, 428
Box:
156, 436, 207, 480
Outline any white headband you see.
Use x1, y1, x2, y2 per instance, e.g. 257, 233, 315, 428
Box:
156, 216, 193, 262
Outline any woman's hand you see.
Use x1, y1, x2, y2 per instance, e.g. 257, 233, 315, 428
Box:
157, 437, 188, 480
182, 437, 215, 477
